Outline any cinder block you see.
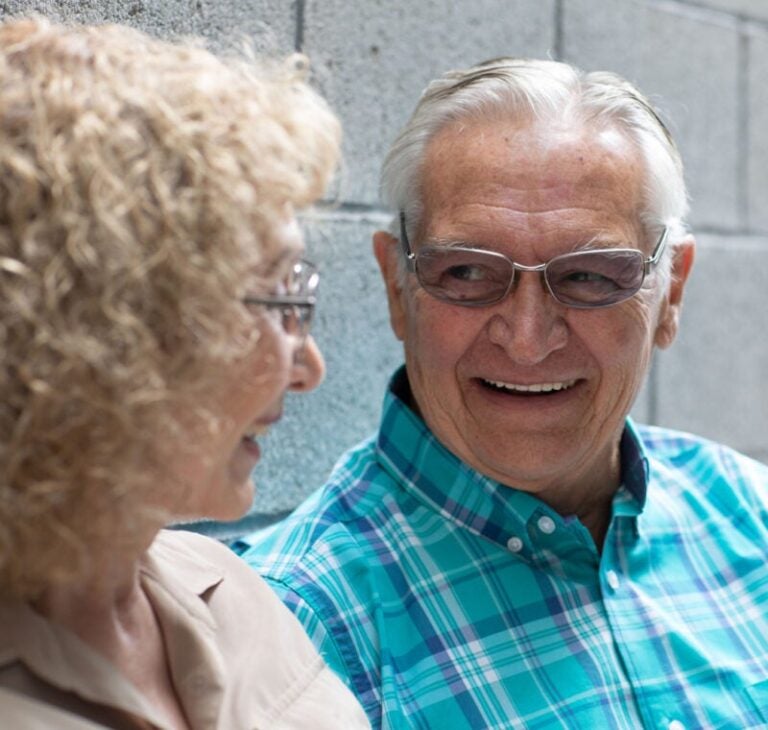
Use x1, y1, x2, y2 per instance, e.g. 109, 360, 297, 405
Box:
691, 0, 768, 22
0, 1, 296, 52
655, 234, 768, 456
563, 0, 741, 231
629, 363, 653, 425
748, 26, 768, 232
302, 0, 556, 205
247, 212, 403, 516
747, 449, 768, 466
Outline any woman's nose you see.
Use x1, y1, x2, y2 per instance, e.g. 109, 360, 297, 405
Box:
289, 335, 325, 393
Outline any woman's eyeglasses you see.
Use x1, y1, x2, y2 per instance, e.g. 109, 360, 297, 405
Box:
243, 259, 318, 344
399, 212, 668, 309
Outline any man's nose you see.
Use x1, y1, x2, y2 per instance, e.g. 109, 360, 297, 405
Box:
289, 335, 325, 393
486, 270, 568, 365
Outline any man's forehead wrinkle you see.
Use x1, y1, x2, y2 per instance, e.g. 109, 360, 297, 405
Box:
445, 152, 637, 197
420, 120, 646, 246
425, 196, 640, 238
429, 201, 619, 230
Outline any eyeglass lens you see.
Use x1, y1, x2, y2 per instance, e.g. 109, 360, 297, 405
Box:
243, 259, 318, 340
415, 247, 647, 308
275, 303, 313, 338
277, 260, 316, 338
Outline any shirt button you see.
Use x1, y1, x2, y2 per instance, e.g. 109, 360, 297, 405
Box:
506, 536, 523, 553
605, 570, 620, 590
668, 721, 685, 730
537, 516, 556, 534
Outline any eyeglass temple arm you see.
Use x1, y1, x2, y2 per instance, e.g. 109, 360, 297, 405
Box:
644, 226, 669, 274
243, 295, 316, 307
399, 211, 417, 269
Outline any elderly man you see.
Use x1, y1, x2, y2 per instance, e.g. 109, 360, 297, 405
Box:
238, 58, 768, 728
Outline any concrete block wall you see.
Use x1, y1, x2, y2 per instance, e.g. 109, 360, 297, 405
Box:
4, 1, 765, 536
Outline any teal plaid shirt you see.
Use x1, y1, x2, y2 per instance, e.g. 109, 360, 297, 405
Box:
237, 368, 768, 729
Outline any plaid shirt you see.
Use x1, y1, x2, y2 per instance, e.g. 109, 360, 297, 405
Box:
237, 367, 768, 729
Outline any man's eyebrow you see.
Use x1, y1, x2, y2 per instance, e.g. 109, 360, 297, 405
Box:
421, 234, 630, 253
570, 235, 632, 252
421, 235, 492, 250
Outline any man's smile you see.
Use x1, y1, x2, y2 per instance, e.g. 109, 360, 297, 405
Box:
480, 378, 578, 394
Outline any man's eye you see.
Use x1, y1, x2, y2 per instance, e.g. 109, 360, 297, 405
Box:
565, 270, 613, 284
444, 264, 488, 282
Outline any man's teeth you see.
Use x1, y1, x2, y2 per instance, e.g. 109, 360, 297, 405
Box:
484, 379, 577, 393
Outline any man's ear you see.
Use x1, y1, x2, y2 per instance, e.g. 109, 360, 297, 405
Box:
373, 230, 407, 342
654, 234, 695, 349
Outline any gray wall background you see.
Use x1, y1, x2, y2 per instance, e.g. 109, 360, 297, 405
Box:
5, 0, 766, 536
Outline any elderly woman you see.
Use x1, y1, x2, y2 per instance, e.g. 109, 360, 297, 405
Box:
0, 16, 368, 729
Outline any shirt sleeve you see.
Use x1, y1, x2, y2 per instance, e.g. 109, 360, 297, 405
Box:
261, 576, 355, 689
237, 516, 383, 719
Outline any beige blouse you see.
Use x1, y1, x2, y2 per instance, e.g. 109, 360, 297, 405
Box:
0, 529, 370, 729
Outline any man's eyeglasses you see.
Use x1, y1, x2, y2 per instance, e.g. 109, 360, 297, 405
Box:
399, 212, 669, 309
243, 259, 319, 344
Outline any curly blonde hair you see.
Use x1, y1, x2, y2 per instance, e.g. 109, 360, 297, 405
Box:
0, 16, 340, 599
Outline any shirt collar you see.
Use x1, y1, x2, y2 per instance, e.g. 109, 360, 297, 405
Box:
378, 366, 650, 573
615, 418, 650, 514
142, 529, 225, 604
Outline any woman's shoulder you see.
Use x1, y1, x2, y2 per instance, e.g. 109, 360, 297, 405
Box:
152, 528, 240, 564
148, 529, 371, 729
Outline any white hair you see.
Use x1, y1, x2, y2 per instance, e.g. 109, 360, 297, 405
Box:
381, 58, 689, 287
